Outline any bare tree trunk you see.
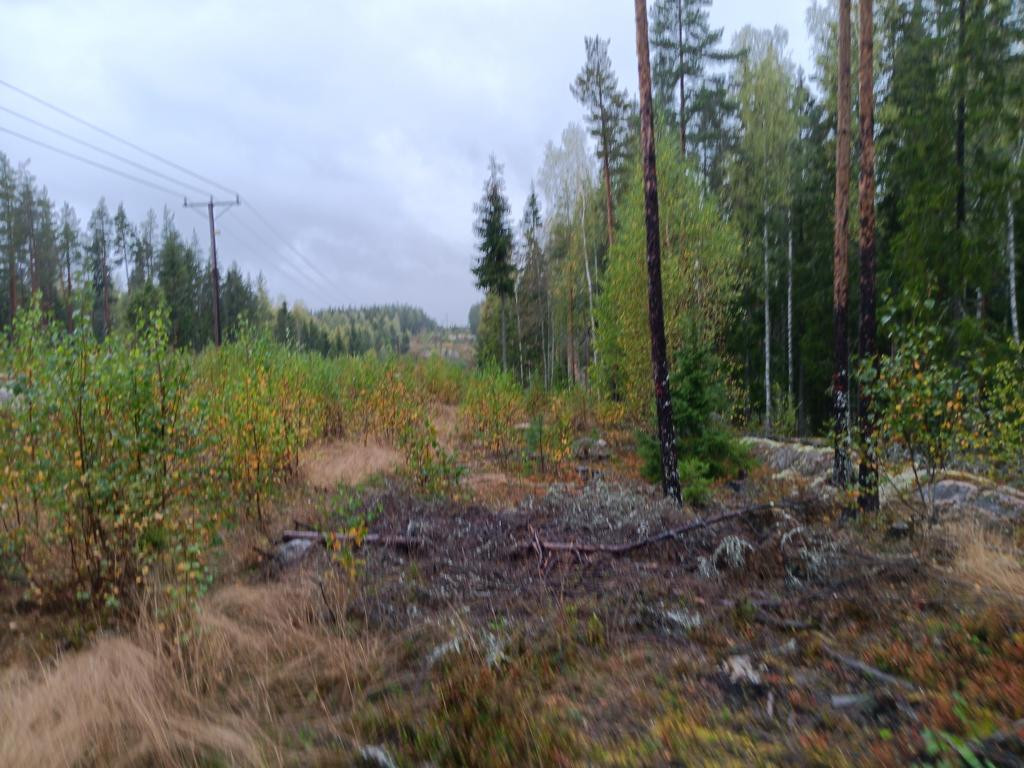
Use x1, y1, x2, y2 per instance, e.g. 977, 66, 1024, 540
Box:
567, 281, 575, 383
28, 205, 37, 298
500, 294, 507, 372
102, 252, 111, 338
7, 254, 15, 319
635, 0, 681, 503
65, 254, 74, 333
677, 0, 686, 159
833, 0, 853, 490
601, 154, 615, 246
544, 265, 552, 387
1011, 193, 1020, 344
514, 280, 524, 385
763, 209, 771, 432
580, 185, 598, 367
787, 217, 793, 407
857, 0, 879, 514
956, 0, 966, 241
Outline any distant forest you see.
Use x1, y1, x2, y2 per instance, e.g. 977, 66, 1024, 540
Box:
0, 151, 438, 357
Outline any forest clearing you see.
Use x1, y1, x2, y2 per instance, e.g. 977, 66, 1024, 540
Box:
2, 0, 1024, 765
0, 336, 1022, 766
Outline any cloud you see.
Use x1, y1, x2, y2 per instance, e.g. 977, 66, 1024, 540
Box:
0, 0, 810, 324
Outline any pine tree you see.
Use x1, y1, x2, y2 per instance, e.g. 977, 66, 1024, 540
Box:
572, 36, 632, 245
832, 0, 853, 489
634, 0, 681, 503
857, 0, 879, 513
86, 199, 114, 339
649, 0, 734, 162
57, 203, 80, 332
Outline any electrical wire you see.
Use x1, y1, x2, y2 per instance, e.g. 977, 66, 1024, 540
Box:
0, 124, 185, 197
0, 104, 212, 197
243, 201, 336, 287
0, 78, 238, 197
0, 80, 338, 299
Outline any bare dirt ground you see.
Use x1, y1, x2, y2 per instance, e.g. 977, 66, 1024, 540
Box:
2, 439, 1023, 767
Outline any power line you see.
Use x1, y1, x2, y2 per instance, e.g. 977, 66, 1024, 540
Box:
222, 213, 331, 293
0, 103, 212, 197
243, 201, 336, 287
0, 124, 185, 197
0, 78, 238, 197
0, 80, 339, 303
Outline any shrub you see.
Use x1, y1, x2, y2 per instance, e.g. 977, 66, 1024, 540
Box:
0, 305, 218, 612
459, 368, 526, 468
863, 320, 979, 520
639, 341, 751, 500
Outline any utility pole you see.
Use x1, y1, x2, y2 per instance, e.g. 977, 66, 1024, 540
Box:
185, 195, 240, 346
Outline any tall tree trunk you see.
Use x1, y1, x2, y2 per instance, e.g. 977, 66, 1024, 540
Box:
678, 0, 686, 159
65, 254, 74, 333
580, 185, 598, 367
857, 0, 879, 514
500, 294, 507, 372
955, 0, 966, 313
635, 0, 681, 502
103, 253, 111, 338
514, 280, 524, 385
601, 153, 615, 246
1010, 192, 1020, 344
832, 0, 853, 490
7, 253, 15, 320
763, 208, 772, 432
567, 281, 575, 383
787, 217, 793, 408
544, 264, 552, 387
28, 205, 37, 298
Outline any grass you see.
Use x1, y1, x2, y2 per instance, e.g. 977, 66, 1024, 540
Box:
951, 521, 1024, 598
0, 580, 385, 767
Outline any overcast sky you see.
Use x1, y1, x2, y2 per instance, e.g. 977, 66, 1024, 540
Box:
0, 0, 812, 325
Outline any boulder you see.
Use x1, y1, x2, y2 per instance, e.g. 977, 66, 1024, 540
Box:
742, 437, 832, 481
572, 436, 611, 461
272, 538, 315, 568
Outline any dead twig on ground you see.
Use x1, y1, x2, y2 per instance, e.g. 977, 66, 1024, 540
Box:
281, 530, 422, 549
820, 642, 918, 691
520, 502, 797, 558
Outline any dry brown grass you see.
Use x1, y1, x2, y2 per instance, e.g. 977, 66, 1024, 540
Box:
952, 522, 1024, 599
299, 439, 402, 490
0, 579, 385, 767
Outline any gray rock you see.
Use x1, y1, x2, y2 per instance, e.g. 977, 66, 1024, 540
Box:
663, 609, 702, 632
721, 654, 765, 686
426, 637, 462, 668
831, 693, 875, 710
0, 387, 11, 406
272, 538, 314, 567
930, 479, 979, 506
572, 436, 611, 461
974, 488, 1024, 520
356, 745, 398, 768
887, 520, 911, 539
742, 437, 832, 480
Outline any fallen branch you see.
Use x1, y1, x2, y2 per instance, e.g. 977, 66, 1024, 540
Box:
281, 529, 422, 549
754, 608, 814, 631
521, 502, 794, 558
820, 643, 917, 691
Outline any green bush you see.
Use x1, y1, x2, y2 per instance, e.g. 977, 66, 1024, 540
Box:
0, 304, 217, 612
639, 341, 751, 502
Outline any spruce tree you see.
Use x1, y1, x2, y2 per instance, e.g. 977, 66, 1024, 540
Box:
471, 156, 515, 371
